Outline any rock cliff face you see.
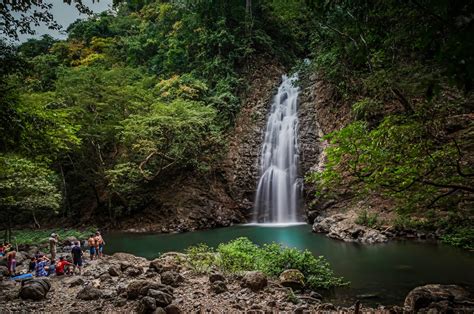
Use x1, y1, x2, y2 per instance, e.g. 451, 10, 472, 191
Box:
222, 59, 285, 219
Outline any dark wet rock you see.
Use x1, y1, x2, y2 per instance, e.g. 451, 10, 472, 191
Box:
108, 265, 122, 277
404, 284, 474, 312
209, 272, 225, 283
139, 296, 157, 313
210, 281, 228, 294
99, 273, 113, 283
148, 289, 173, 307
19, 279, 51, 301
164, 304, 181, 314
241, 271, 267, 292
114, 297, 127, 307
124, 265, 144, 277
127, 280, 151, 299
279, 269, 305, 290
160, 271, 184, 287
76, 286, 102, 300
67, 277, 85, 288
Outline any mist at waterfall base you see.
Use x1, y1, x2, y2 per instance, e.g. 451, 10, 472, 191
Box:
253, 74, 303, 224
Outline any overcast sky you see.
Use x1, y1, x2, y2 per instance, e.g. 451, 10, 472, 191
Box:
16, 0, 113, 43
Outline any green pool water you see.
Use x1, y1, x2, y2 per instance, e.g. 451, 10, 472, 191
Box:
105, 224, 474, 306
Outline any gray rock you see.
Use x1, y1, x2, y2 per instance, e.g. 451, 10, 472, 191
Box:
148, 289, 173, 307
160, 271, 184, 287
210, 281, 228, 294
404, 284, 474, 312
127, 280, 150, 299
19, 279, 51, 300
108, 265, 122, 277
68, 277, 85, 288
124, 265, 144, 277
77, 286, 102, 300
312, 214, 387, 244
154, 308, 166, 314
139, 296, 157, 313
241, 271, 267, 292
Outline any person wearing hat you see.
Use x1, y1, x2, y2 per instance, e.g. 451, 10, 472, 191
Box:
49, 233, 59, 261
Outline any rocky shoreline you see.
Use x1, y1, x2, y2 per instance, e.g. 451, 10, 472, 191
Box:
1, 249, 473, 313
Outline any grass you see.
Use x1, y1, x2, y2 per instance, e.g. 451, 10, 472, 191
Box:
1, 227, 97, 246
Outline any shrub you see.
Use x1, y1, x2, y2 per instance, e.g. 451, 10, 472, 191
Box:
441, 227, 474, 251
184, 243, 217, 274
356, 210, 379, 228
187, 237, 347, 290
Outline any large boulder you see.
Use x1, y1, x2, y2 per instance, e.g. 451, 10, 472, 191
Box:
313, 214, 387, 244
77, 286, 102, 300
127, 280, 173, 300
149, 253, 185, 274
241, 271, 267, 292
112, 253, 148, 267
279, 269, 305, 290
160, 271, 184, 287
404, 284, 474, 312
19, 279, 51, 301
108, 265, 122, 277
148, 289, 173, 307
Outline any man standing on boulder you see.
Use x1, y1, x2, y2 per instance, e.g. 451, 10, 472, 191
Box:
71, 241, 83, 275
49, 233, 59, 261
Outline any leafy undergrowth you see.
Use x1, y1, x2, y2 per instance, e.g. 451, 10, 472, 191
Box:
441, 227, 474, 251
185, 237, 348, 290
2, 228, 97, 246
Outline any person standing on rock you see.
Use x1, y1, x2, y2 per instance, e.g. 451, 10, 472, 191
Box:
87, 234, 96, 260
71, 241, 83, 274
49, 233, 59, 261
95, 231, 105, 258
6, 250, 17, 276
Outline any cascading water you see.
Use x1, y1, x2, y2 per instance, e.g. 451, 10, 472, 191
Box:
253, 74, 302, 223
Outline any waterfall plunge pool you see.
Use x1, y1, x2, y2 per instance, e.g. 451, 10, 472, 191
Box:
105, 224, 474, 306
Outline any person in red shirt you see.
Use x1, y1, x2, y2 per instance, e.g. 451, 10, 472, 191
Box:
55, 256, 73, 276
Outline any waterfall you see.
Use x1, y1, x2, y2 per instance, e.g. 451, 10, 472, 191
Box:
253, 74, 302, 223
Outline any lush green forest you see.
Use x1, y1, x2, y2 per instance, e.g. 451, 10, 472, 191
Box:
1, 0, 473, 246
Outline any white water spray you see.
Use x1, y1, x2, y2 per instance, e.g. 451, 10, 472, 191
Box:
253, 74, 302, 223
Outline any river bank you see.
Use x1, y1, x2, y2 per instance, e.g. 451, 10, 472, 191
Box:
1, 250, 473, 313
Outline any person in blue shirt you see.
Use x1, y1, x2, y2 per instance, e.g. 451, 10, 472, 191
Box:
35, 256, 50, 277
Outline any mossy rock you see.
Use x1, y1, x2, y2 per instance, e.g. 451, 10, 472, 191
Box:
279, 269, 305, 290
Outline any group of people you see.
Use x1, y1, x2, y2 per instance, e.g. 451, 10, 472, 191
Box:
0, 230, 105, 278
87, 232, 106, 260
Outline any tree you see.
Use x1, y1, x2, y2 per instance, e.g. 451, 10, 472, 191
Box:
0, 0, 95, 40
0, 154, 62, 239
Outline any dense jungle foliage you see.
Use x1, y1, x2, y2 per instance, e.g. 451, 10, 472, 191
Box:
1, 1, 473, 245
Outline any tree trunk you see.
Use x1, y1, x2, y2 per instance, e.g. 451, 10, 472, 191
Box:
59, 162, 71, 217
32, 211, 41, 229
